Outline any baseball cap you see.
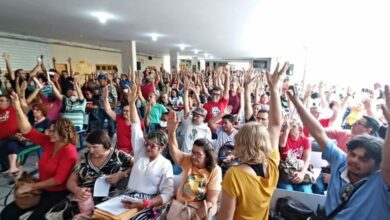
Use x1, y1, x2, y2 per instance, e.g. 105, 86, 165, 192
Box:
97, 73, 108, 80
192, 107, 207, 117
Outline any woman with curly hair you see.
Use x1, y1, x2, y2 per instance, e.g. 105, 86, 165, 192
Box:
1, 92, 78, 220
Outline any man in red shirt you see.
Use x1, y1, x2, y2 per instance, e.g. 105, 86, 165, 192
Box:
303, 105, 338, 137
0, 95, 19, 172
203, 68, 230, 122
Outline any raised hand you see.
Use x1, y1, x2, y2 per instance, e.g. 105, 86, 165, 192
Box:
167, 110, 180, 134
127, 84, 138, 103
243, 69, 256, 86
2, 52, 10, 61
381, 85, 390, 122
266, 62, 289, 90
10, 92, 21, 109
224, 105, 233, 115
184, 76, 191, 91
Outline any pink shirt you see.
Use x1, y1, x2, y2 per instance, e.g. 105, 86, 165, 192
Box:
41, 95, 63, 121
325, 129, 352, 153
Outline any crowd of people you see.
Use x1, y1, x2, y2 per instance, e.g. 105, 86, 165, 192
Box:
0, 52, 389, 220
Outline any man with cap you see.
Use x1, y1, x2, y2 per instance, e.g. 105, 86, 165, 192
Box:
97, 72, 117, 139
177, 81, 212, 153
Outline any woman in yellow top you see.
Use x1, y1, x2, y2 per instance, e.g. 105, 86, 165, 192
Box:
217, 62, 288, 220
167, 110, 222, 219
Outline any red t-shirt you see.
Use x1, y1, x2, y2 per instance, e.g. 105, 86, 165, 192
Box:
228, 92, 240, 115
116, 115, 133, 154
0, 106, 19, 140
24, 129, 78, 191
303, 118, 331, 137
280, 134, 311, 161
141, 82, 157, 99
203, 97, 229, 121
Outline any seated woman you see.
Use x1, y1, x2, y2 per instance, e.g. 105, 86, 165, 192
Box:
3, 103, 51, 178
1, 92, 78, 220
48, 129, 133, 219
167, 110, 222, 219
121, 85, 174, 219
278, 118, 313, 193
217, 62, 288, 220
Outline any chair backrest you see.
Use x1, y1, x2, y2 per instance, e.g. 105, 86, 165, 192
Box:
310, 151, 329, 168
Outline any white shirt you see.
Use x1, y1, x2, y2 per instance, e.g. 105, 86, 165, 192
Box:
127, 123, 174, 203
178, 117, 212, 153
215, 126, 238, 154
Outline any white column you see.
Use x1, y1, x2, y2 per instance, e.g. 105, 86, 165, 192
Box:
169, 50, 179, 73
191, 57, 198, 71
199, 59, 206, 71
121, 40, 137, 75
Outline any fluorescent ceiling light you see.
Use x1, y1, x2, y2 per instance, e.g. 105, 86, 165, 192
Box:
177, 44, 189, 50
194, 49, 199, 54
148, 33, 164, 42
91, 11, 115, 24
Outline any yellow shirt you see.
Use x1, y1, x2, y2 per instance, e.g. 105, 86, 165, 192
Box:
222, 149, 280, 220
176, 155, 222, 208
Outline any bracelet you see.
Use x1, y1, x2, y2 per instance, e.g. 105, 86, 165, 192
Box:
143, 199, 152, 209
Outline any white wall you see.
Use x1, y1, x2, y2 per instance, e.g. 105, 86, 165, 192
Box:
50, 44, 122, 74
137, 54, 163, 70
0, 37, 51, 71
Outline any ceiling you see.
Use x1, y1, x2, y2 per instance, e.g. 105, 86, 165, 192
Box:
0, 0, 389, 62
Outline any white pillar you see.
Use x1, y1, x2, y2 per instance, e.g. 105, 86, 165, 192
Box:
199, 59, 206, 71
121, 40, 137, 75
191, 57, 198, 71
170, 50, 179, 73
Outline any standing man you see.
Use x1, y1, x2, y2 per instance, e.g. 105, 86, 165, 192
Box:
97, 73, 117, 139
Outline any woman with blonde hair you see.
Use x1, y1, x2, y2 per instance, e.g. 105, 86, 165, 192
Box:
217, 62, 288, 220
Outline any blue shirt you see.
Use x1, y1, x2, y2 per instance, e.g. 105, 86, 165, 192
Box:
322, 141, 390, 220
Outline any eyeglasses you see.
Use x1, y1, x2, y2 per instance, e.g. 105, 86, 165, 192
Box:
354, 120, 368, 128
192, 150, 205, 158
144, 140, 160, 149
122, 109, 130, 112
48, 129, 56, 134
211, 93, 221, 96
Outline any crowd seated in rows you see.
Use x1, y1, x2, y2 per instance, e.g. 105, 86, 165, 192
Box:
0, 52, 389, 219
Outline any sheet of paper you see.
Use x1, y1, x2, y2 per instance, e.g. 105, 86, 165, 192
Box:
93, 176, 110, 197
95, 195, 128, 215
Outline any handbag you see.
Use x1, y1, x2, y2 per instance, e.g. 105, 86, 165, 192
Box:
275, 196, 314, 220
13, 172, 42, 209
279, 158, 315, 184
166, 199, 211, 220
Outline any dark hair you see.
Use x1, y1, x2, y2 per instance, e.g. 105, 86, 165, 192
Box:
222, 114, 235, 123
0, 95, 11, 101
14, 69, 24, 76
211, 87, 222, 93
147, 130, 168, 149
346, 134, 383, 165
47, 93, 57, 103
362, 115, 381, 135
86, 129, 112, 149
193, 138, 217, 172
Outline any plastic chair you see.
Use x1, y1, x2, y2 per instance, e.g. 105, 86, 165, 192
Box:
17, 145, 42, 165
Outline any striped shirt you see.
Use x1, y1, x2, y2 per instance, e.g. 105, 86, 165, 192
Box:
61, 96, 86, 130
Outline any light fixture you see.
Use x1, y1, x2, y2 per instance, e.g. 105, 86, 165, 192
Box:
194, 49, 199, 54
177, 44, 189, 50
204, 53, 208, 58
91, 12, 115, 24
209, 55, 214, 59
148, 33, 163, 42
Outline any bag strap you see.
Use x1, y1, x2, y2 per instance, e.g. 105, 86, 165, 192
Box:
4, 185, 15, 206
326, 179, 367, 219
